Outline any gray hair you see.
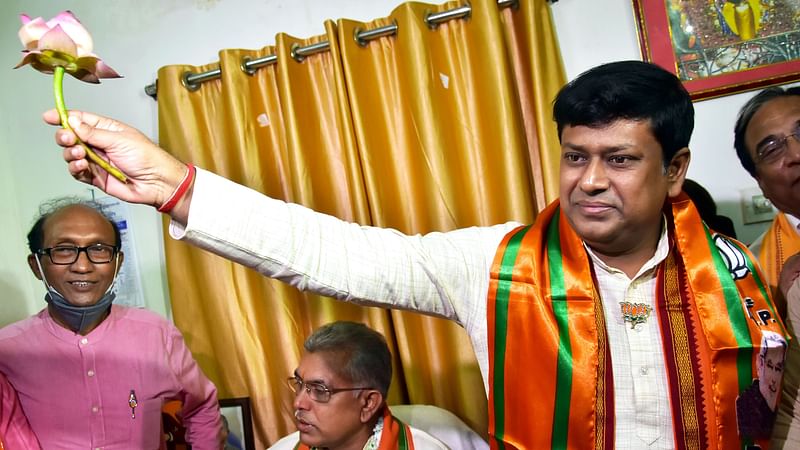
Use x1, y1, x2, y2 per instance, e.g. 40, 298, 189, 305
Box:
304, 321, 392, 397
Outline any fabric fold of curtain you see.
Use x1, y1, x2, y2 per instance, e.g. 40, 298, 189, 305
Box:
157, 0, 564, 446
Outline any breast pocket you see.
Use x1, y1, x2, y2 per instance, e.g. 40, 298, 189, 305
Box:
126, 397, 164, 449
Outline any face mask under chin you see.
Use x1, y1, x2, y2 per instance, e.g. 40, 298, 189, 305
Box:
35, 253, 119, 334
44, 288, 116, 334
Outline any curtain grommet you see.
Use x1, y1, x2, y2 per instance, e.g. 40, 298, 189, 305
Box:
181, 71, 201, 92
241, 56, 257, 76
423, 9, 436, 30
353, 27, 368, 47
290, 43, 305, 63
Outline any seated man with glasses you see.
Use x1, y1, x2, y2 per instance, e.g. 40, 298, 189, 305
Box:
734, 85, 800, 319
271, 321, 449, 450
0, 198, 223, 449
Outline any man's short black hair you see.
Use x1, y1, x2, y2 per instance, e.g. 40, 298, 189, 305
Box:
734, 86, 800, 177
553, 60, 694, 166
27, 197, 122, 254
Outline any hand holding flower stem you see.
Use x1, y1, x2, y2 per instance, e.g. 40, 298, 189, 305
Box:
15, 11, 127, 182
52, 65, 126, 181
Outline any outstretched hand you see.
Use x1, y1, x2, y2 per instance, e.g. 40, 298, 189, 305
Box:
44, 109, 190, 211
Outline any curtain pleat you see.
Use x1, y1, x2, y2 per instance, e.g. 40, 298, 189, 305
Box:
157, 0, 564, 446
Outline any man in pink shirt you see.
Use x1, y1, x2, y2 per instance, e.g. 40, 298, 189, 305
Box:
0, 198, 223, 449
0, 371, 40, 449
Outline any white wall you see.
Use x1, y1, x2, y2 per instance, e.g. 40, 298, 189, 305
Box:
0, 0, 783, 325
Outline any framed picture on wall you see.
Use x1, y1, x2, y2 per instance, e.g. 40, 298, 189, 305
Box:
632, 0, 800, 100
220, 397, 255, 450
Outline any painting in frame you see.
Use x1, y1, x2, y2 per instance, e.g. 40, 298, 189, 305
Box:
632, 0, 800, 100
219, 397, 255, 450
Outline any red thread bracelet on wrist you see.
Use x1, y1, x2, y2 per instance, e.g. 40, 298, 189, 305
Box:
157, 163, 195, 213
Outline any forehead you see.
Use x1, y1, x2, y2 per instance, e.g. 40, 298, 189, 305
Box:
561, 120, 660, 150
42, 205, 115, 243
296, 351, 345, 384
746, 97, 800, 147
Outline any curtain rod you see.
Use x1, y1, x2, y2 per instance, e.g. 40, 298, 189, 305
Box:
144, 0, 525, 100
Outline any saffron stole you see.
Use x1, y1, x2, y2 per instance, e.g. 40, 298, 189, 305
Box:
758, 212, 800, 316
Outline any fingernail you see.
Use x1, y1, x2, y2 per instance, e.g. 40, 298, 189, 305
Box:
68, 116, 81, 128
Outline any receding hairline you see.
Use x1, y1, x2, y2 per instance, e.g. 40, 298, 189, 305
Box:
41, 204, 117, 236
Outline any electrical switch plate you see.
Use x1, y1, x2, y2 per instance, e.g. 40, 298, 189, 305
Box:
740, 187, 776, 224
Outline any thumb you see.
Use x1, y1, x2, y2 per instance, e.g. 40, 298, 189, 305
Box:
67, 115, 122, 152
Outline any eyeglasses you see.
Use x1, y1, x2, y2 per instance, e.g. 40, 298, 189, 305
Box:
286, 376, 372, 403
755, 124, 800, 165
37, 244, 118, 265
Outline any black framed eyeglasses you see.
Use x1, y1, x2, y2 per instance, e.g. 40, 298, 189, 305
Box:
286, 376, 372, 403
755, 125, 800, 165
37, 244, 118, 265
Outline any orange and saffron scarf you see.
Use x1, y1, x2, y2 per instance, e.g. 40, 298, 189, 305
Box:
758, 212, 800, 317
294, 407, 414, 450
487, 195, 786, 450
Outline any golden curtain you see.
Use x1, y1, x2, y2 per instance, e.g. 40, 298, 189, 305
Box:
156, 0, 564, 447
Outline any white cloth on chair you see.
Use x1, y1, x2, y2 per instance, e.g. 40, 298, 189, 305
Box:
390, 405, 488, 450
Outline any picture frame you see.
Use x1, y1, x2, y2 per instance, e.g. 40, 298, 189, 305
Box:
632, 0, 800, 100
219, 397, 255, 450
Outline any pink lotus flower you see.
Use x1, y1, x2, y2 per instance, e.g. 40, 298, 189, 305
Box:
15, 10, 127, 182
15, 11, 120, 83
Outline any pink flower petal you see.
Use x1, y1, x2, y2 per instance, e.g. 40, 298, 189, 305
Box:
71, 56, 121, 82
37, 25, 78, 57
14, 51, 60, 76
18, 16, 49, 49
13, 51, 39, 70
71, 69, 101, 84
93, 60, 122, 79
20, 14, 32, 24
47, 10, 93, 56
